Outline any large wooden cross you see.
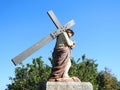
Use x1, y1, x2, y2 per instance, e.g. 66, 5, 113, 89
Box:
12, 10, 75, 65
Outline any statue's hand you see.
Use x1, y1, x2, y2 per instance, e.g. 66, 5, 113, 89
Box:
70, 40, 75, 49
73, 41, 75, 45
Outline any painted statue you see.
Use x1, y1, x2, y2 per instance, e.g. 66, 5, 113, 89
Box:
48, 29, 80, 82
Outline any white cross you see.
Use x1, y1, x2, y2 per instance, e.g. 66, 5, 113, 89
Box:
12, 10, 75, 65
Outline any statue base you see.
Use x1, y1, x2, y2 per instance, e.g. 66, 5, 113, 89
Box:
37, 81, 93, 90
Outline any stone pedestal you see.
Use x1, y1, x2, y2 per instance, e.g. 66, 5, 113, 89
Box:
37, 82, 93, 90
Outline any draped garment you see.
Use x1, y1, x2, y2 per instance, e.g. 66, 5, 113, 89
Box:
48, 46, 71, 80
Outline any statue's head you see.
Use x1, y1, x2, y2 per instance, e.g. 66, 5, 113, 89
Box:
66, 29, 74, 37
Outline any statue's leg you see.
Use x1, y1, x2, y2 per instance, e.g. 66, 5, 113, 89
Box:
63, 59, 71, 78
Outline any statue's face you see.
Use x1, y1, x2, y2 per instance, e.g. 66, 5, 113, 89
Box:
68, 32, 73, 38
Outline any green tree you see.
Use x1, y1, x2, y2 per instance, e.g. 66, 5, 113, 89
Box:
69, 54, 99, 90
97, 68, 120, 90
7, 55, 120, 90
7, 56, 51, 90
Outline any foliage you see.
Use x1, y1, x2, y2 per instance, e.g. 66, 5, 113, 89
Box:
7, 55, 120, 90
97, 68, 120, 90
7, 56, 51, 90
69, 54, 98, 89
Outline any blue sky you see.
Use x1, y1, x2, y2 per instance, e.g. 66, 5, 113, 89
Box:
0, 0, 120, 89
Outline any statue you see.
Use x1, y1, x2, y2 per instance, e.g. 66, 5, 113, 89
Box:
48, 29, 80, 82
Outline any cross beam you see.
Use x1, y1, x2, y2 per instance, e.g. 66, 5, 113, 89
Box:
12, 10, 75, 65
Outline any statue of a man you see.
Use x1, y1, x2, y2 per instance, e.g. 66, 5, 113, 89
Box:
48, 29, 80, 82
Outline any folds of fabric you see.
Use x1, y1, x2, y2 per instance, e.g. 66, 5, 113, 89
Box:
49, 47, 71, 80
